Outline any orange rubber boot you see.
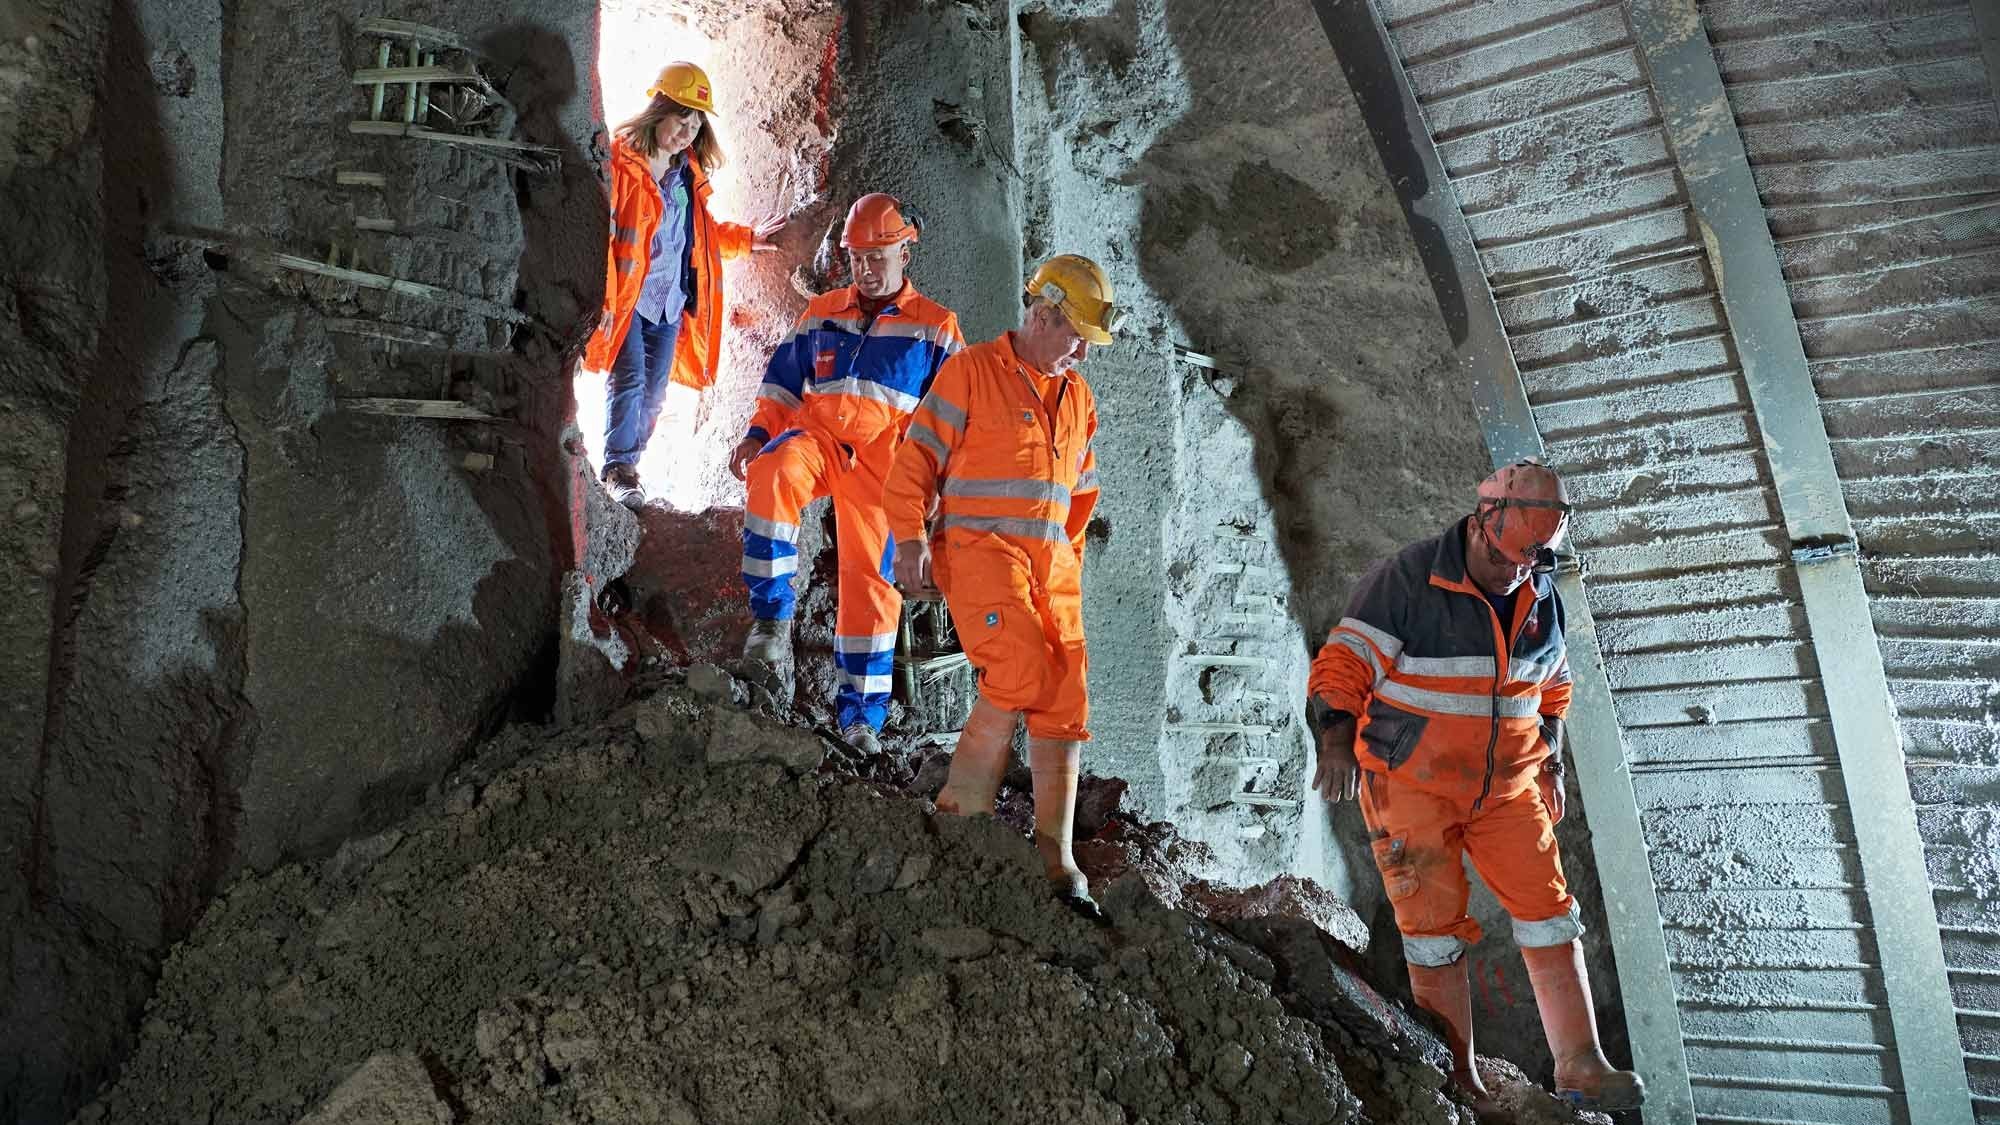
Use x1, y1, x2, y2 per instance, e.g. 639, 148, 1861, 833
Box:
935, 698, 1016, 816
1026, 738, 1088, 895
1522, 941, 1645, 1110
1407, 960, 1492, 1105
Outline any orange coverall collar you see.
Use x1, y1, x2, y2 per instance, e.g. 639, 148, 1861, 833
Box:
829, 279, 917, 316
999, 330, 1083, 387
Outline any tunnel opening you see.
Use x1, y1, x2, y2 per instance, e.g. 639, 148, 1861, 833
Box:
569, 0, 833, 516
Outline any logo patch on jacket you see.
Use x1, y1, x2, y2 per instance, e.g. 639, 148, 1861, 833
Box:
1021, 410, 1034, 423
985, 612, 999, 627
815, 350, 836, 380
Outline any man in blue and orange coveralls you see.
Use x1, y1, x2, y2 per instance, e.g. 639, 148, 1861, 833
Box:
729, 194, 964, 753
1308, 462, 1643, 1112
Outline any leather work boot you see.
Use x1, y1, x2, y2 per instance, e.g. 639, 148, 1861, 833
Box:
742, 618, 792, 666
1407, 959, 1494, 1108
601, 462, 645, 511
840, 722, 881, 755
1028, 736, 1102, 920
1522, 940, 1645, 1110
935, 698, 1016, 816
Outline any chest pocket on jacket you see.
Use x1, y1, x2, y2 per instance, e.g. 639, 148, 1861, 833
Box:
1362, 703, 1430, 771
971, 399, 1050, 475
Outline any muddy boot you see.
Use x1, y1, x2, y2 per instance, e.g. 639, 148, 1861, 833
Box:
935, 698, 1016, 816
601, 462, 645, 511
1028, 737, 1101, 919
840, 722, 881, 756
1407, 959, 1494, 1108
1522, 941, 1645, 1110
742, 618, 792, 666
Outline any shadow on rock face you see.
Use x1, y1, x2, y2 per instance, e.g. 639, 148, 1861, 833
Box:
1122, 3, 1487, 643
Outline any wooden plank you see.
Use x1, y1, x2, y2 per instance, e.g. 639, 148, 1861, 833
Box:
339, 397, 495, 421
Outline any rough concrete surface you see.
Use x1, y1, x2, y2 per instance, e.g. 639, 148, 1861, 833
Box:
74, 678, 1615, 1125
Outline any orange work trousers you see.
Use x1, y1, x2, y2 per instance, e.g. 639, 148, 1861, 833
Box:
1358, 769, 1577, 967
935, 526, 1089, 740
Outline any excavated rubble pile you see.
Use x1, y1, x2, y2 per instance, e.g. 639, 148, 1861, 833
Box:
78, 670, 1609, 1125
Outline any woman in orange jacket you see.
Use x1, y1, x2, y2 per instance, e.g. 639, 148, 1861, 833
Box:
585, 61, 781, 510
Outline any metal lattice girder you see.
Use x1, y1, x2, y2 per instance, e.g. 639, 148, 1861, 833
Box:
1623, 2, 1977, 1121
1305, 2, 1699, 1122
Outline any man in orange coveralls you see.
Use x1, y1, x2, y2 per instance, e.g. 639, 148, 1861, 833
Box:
1308, 462, 1643, 1112
882, 253, 1122, 914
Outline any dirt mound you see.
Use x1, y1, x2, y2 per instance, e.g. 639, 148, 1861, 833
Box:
76, 673, 1602, 1125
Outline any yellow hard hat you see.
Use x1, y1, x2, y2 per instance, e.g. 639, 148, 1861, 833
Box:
646, 61, 716, 115
1025, 254, 1122, 345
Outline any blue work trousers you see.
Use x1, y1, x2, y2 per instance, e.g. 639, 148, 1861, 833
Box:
604, 311, 684, 468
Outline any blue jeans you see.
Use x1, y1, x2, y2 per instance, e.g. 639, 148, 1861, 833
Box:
604, 311, 684, 468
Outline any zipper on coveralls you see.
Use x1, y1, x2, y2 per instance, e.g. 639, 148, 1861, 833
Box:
1471, 593, 1514, 813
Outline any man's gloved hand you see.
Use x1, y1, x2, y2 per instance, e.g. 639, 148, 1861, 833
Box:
892, 537, 937, 597
728, 437, 764, 481
1311, 701, 1360, 803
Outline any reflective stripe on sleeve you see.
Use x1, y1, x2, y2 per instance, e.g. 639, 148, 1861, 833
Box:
922, 393, 968, 433
1075, 469, 1099, 492
907, 422, 950, 465
1337, 616, 1405, 660
1328, 632, 1386, 689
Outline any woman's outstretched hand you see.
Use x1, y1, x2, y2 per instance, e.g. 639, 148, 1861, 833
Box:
751, 215, 786, 253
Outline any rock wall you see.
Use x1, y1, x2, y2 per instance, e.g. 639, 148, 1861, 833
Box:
1, 2, 605, 1119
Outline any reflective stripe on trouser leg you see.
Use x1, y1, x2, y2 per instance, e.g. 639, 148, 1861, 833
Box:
742, 435, 830, 621
1513, 901, 1584, 948
833, 634, 895, 731
831, 455, 902, 730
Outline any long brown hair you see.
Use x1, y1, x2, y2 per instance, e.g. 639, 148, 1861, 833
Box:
615, 94, 726, 171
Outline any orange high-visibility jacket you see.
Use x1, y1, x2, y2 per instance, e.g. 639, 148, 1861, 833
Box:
1309, 518, 1573, 809
584, 137, 753, 389
744, 281, 963, 457
881, 333, 1100, 561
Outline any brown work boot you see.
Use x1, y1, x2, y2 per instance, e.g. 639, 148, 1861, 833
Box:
601, 462, 645, 511
1522, 941, 1645, 1110
1407, 959, 1494, 1108
934, 698, 1016, 817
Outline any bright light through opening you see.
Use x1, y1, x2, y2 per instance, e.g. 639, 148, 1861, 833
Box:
577, 4, 742, 512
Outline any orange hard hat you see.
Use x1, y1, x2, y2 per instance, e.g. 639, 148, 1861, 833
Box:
647, 61, 716, 115
841, 193, 919, 249
1474, 461, 1571, 569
